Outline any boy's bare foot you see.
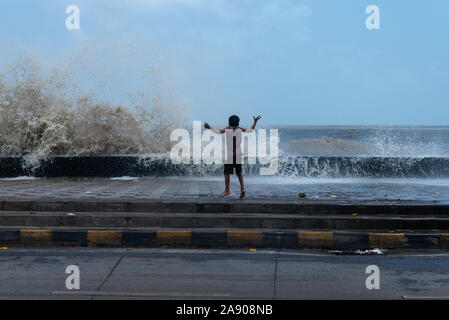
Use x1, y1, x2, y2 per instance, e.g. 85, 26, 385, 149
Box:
220, 191, 230, 197
240, 189, 246, 199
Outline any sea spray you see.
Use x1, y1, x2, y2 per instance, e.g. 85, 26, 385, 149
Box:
0, 54, 183, 170
279, 135, 449, 157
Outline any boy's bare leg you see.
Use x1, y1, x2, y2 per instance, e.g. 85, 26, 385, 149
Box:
220, 174, 231, 197
237, 174, 245, 198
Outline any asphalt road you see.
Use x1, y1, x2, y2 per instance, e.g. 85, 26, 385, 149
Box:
0, 247, 449, 300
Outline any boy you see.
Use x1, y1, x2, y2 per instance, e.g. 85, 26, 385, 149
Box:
204, 114, 262, 198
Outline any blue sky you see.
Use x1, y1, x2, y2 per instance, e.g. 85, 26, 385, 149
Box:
0, 0, 448, 126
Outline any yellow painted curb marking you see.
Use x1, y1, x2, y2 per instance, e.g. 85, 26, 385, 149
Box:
157, 230, 191, 245
441, 234, 449, 250
227, 231, 263, 247
87, 230, 122, 246
20, 230, 52, 243
298, 231, 333, 249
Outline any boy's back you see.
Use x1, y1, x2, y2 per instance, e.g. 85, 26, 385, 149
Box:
203, 114, 261, 198
224, 126, 244, 165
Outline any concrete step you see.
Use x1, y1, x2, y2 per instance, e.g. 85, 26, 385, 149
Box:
0, 199, 448, 215
0, 227, 447, 250
1, 211, 449, 231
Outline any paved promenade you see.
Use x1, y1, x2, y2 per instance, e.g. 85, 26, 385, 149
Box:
0, 176, 448, 203
0, 177, 448, 250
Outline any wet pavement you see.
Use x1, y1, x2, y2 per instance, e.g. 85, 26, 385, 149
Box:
0, 176, 448, 203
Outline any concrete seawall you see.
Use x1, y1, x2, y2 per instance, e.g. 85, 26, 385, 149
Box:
2, 156, 449, 177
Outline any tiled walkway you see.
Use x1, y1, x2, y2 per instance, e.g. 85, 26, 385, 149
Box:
0, 176, 448, 203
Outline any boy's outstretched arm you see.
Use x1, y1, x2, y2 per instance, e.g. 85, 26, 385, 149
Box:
245, 115, 262, 133
204, 122, 225, 134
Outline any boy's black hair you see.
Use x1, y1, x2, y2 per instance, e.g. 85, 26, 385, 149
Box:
228, 115, 240, 127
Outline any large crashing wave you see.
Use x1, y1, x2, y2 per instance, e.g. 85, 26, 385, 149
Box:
0, 54, 182, 168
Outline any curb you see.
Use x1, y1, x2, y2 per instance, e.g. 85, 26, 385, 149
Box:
1, 229, 448, 250
3, 211, 449, 230
0, 199, 448, 215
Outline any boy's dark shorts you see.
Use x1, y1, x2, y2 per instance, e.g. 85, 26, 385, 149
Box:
224, 164, 242, 175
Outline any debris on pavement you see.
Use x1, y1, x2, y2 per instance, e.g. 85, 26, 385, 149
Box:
354, 248, 384, 255
329, 248, 384, 255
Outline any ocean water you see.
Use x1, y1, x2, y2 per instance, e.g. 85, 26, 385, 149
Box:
277, 126, 449, 157
145, 126, 449, 178
265, 126, 449, 178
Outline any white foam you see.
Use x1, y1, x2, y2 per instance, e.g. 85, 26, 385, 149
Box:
110, 176, 140, 180
0, 176, 38, 181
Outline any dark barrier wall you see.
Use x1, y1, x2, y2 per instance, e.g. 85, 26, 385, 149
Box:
0, 156, 167, 178
0, 156, 449, 178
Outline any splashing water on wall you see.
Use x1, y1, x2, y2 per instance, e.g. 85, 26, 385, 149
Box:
0, 46, 184, 169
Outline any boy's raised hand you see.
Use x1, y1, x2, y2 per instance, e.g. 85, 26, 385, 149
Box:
204, 122, 211, 129
253, 115, 262, 121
